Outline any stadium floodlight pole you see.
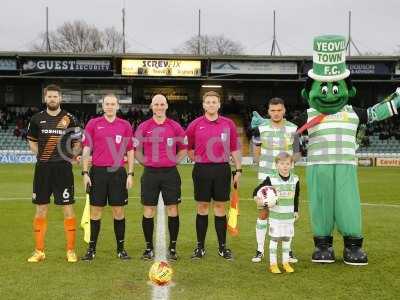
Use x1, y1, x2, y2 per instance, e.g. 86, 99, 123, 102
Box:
346, 11, 362, 56
347, 10, 352, 56
270, 9, 275, 55
198, 9, 201, 55
46, 6, 51, 52
270, 10, 282, 56
122, 6, 126, 53
122, 0, 127, 53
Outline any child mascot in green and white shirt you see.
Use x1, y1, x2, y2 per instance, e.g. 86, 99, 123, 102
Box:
252, 35, 400, 266
253, 152, 300, 273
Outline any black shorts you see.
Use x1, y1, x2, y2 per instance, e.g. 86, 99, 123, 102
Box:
192, 163, 231, 202
89, 166, 128, 207
141, 166, 181, 206
32, 161, 74, 205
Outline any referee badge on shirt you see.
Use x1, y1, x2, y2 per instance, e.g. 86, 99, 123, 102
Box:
221, 132, 227, 141
115, 135, 122, 144
60, 116, 70, 128
167, 137, 173, 146
133, 137, 139, 148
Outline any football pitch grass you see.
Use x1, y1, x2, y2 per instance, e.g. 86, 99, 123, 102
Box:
0, 164, 399, 300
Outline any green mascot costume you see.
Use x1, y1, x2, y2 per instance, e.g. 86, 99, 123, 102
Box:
252, 35, 400, 265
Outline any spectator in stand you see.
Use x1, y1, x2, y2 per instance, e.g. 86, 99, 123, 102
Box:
361, 135, 370, 147
395, 129, 400, 140
13, 126, 21, 138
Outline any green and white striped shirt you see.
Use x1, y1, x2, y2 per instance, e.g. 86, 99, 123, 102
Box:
255, 120, 298, 180
307, 105, 359, 165
269, 172, 299, 225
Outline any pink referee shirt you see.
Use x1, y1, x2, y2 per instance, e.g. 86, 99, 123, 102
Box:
186, 115, 239, 163
83, 116, 134, 167
134, 117, 187, 168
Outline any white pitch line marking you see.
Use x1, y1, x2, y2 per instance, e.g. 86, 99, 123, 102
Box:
151, 193, 170, 300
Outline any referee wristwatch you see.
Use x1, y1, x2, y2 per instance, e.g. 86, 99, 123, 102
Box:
81, 171, 89, 176
127, 172, 134, 176
232, 169, 243, 176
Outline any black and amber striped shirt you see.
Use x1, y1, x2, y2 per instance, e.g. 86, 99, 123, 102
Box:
27, 110, 81, 162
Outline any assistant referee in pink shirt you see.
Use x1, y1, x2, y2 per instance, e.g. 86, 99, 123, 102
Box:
80, 94, 134, 261
186, 91, 242, 260
134, 94, 187, 261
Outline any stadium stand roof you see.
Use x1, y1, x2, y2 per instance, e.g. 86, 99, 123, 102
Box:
0, 51, 399, 61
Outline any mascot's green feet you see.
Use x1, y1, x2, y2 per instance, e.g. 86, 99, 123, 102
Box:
343, 236, 368, 266
312, 236, 368, 266
312, 236, 335, 263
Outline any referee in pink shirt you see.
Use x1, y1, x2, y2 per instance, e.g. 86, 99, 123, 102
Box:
186, 91, 242, 260
134, 94, 187, 261
80, 94, 134, 261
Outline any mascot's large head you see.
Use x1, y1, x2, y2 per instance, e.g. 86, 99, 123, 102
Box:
301, 35, 356, 114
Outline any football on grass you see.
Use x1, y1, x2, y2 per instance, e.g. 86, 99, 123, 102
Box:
149, 261, 173, 286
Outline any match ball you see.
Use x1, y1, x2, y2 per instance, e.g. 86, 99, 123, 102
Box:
148, 261, 173, 286
256, 186, 278, 208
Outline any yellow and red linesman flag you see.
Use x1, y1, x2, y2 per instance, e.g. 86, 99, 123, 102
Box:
80, 192, 91, 243
228, 184, 240, 237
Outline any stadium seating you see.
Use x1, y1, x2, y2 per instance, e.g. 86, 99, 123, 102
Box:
227, 114, 250, 156
357, 134, 400, 155
0, 128, 29, 151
